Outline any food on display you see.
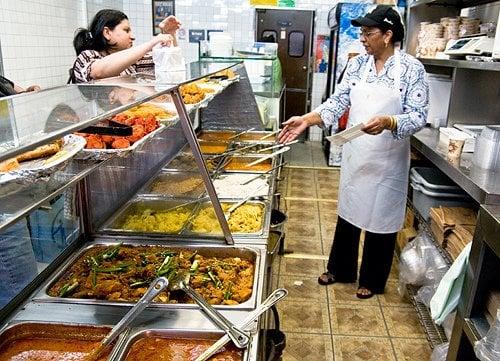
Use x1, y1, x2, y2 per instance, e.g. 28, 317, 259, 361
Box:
213, 174, 268, 198
16, 139, 63, 162
191, 203, 264, 234
199, 141, 228, 154
149, 174, 205, 196
180, 83, 206, 104
215, 68, 236, 80
48, 244, 255, 305
198, 130, 236, 141
118, 103, 176, 120
120, 207, 192, 233
81, 114, 159, 150
124, 337, 242, 361
224, 158, 272, 172
237, 132, 276, 141
0, 158, 20, 172
166, 153, 218, 171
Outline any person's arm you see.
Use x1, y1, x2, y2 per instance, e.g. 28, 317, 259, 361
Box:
363, 60, 429, 137
13, 84, 40, 93
159, 15, 181, 47
89, 34, 173, 80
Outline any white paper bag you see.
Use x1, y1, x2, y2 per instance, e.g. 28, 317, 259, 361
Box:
152, 45, 186, 84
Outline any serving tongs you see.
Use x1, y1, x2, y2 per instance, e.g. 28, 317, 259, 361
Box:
80, 119, 133, 136
87, 277, 169, 361
258, 129, 280, 140
256, 140, 298, 153
245, 146, 290, 167
169, 271, 250, 349
227, 127, 256, 140
207, 143, 260, 160
241, 161, 287, 185
194, 288, 288, 361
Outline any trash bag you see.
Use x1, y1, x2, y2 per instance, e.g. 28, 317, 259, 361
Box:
399, 230, 448, 295
430, 342, 449, 361
474, 309, 500, 361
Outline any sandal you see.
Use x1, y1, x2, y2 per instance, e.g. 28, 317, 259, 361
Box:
356, 287, 375, 299
318, 272, 336, 285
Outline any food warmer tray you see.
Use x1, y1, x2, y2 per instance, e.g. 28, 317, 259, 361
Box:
111, 328, 254, 361
32, 240, 264, 310
221, 154, 277, 174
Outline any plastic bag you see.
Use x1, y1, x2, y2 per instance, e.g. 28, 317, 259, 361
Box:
430, 342, 449, 361
416, 283, 439, 308
399, 231, 448, 295
152, 45, 186, 84
474, 309, 500, 361
442, 311, 456, 340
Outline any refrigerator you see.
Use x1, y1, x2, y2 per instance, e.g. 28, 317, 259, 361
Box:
323, 2, 373, 166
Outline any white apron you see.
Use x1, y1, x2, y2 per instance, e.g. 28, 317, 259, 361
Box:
338, 51, 410, 234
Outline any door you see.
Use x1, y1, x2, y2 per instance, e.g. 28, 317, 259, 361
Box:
256, 8, 315, 122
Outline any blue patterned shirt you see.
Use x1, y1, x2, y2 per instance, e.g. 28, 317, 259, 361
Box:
315, 52, 429, 140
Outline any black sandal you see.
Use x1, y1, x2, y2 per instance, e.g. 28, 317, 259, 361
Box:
356, 287, 375, 299
318, 272, 336, 285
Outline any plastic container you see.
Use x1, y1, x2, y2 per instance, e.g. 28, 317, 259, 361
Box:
473, 126, 500, 170
410, 167, 473, 220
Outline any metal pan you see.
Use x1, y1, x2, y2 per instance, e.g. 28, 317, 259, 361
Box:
199, 140, 231, 155
197, 129, 236, 142
0, 321, 125, 361
232, 131, 276, 143
33, 240, 262, 310
223, 156, 275, 174
100, 197, 200, 235
185, 200, 269, 238
112, 328, 251, 361
138, 171, 206, 199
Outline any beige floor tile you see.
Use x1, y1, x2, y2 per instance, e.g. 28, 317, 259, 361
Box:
277, 299, 331, 334
378, 279, 411, 308
285, 221, 321, 240
287, 200, 317, 213
333, 336, 396, 361
278, 275, 328, 303
285, 236, 322, 255
327, 282, 379, 306
392, 338, 432, 361
320, 221, 336, 241
330, 304, 388, 337
288, 184, 317, 198
315, 169, 340, 182
280, 257, 325, 277
318, 202, 338, 217
283, 333, 333, 361
288, 168, 315, 181
383, 307, 427, 338
287, 208, 319, 224
388, 257, 400, 281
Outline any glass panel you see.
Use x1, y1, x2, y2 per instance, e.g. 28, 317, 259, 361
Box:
288, 31, 305, 57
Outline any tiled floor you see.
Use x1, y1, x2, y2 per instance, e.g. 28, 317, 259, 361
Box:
273, 142, 431, 361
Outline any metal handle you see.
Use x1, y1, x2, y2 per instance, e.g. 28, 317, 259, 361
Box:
179, 281, 250, 348
193, 288, 288, 361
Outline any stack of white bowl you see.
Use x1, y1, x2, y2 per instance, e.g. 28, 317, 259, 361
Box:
459, 17, 481, 37
417, 22, 445, 58
441, 17, 460, 40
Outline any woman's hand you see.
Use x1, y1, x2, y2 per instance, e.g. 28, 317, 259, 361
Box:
159, 15, 181, 35
278, 116, 309, 143
362, 115, 392, 135
151, 33, 174, 48
25, 85, 41, 92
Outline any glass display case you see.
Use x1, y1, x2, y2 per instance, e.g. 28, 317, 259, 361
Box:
199, 47, 285, 130
0, 60, 285, 360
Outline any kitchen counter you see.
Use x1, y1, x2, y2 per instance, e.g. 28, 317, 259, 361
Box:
411, 127, 500, 204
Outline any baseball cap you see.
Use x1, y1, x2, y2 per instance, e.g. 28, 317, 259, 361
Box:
351, 5, 405, 42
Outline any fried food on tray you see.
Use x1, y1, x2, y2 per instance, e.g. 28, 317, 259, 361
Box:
16, 139, 63, 162
0, 158, 20, 172
119, 103, 176, 120
82, 115, 159, 150
48, 244, 254, 305
215, 68, 236, 79
150, 176, 204, 196
180, 83, 206, 104
191, 203, 264, 234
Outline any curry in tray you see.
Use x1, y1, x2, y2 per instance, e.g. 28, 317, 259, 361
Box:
48, 244, 254, 305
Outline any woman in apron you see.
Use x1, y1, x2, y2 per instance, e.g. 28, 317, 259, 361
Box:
278, 5, 429, 299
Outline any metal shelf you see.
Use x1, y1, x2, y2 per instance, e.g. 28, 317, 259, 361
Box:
464, 316, 490, 344
407, 197, 454, 265
419, 58, 500, 72
410, 0, 494, 8
407, 284, 448, 348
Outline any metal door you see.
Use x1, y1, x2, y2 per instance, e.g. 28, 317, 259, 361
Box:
256, 8, 315, 121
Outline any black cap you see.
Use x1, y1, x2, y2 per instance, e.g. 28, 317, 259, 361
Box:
352, 5, 405, 42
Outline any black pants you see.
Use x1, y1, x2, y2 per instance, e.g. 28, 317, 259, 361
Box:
326, 216, 396, 294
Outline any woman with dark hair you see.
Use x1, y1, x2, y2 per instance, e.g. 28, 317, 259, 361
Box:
71, 9, 181, 83
279, 5, 429, 299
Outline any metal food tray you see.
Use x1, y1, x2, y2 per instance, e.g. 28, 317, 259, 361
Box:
197, 129, 237, 142
185, 199, 269, 238
33, 240, 262, 310
163, 149, 226, 174
0, 321, 124, 360
231, 142, 275, 154
100, 196, 200, 235
199, 140, 230, 155
111, 328, 251, 361
138, 170, 206, 199
223, 155, 275, 174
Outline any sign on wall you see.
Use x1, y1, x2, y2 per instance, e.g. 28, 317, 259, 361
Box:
152, 0, 175, 35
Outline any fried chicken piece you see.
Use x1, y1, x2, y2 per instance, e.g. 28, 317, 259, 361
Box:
111, 137, 131, 149
126, 124, 146, 143
85, 134, 105, 149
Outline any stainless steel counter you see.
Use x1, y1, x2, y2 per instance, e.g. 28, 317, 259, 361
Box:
411, 128, 500, 204
478, 204, 500, 258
